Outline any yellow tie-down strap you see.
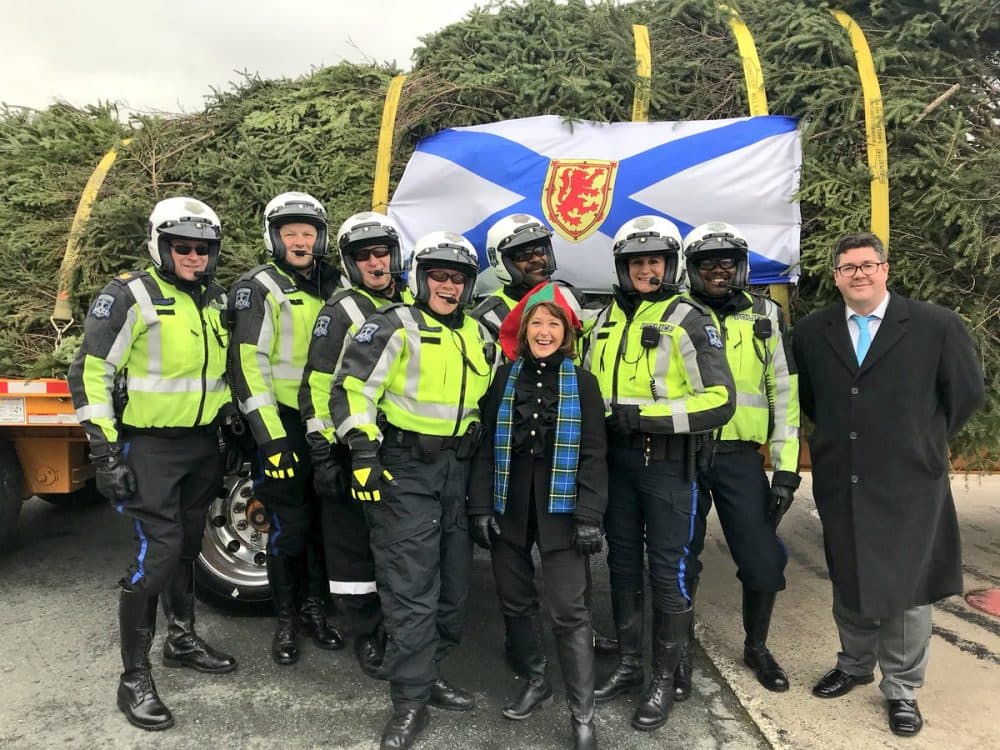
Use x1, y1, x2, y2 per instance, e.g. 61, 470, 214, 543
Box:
631, 24, 652, 123
372, 74, 408, 215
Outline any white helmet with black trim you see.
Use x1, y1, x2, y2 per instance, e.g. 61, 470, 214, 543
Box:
336, 212, 403, 286
407, 231, 480, 307
682, 221, 750, 293
146, 196, 222, 278
611, 215, 684, 293
263, 191, 329, 261
485, 213, 556, 286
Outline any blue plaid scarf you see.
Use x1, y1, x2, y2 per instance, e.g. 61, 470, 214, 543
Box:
493, 356, 581, 514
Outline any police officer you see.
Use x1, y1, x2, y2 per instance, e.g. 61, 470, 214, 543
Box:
332, 232, 494, 750
584, 216, 735, 732
299, 211, 410, 677
679, 222, 800, 696
473, 213, 616, 658
229, 192, 344, 665
69, 197, 237, 731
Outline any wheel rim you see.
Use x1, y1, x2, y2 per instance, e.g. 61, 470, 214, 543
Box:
198, 467, 269, 597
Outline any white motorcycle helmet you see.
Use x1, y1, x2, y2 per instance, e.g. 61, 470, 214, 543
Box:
146, 196, 222, 278
484, 214, 556, 286
611, 215, 684, 293
407, 231, 480, 307
682, 222, 750, 294
336, 212, 404, 286
263, 191, 329, 261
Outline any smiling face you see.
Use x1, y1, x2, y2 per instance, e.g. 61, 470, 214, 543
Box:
628, 254, 666, 294
509, 244, 552, 286
695, 255, 738, 298
833, 245, 889, 314
524, 304, 566, 359
279, 222, 318, 269
353, 243, 393, 292
425, 267, 466, 315
169, 240, 209, 281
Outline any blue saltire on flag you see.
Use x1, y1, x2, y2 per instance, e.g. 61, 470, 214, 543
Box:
389, 115, 801, 293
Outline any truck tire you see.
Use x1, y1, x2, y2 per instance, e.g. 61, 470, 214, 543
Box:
40, 479, 103, 509
0, 442, 25, 549
195, 465, 272, 614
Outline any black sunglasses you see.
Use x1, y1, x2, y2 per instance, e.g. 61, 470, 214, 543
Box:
354, 246, 391, 262
511, 245, 548, 263
170, 243, 210, 256
696, 258, 737, 271
426, 269, 468, 284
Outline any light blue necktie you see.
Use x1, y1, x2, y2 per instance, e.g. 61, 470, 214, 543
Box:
851, 314, 873, 364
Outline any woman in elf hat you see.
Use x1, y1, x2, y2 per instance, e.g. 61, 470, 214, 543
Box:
469, 283, 608, 750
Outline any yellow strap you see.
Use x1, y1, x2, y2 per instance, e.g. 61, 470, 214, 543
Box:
831, 10, 889, 254
372, 75, 408, 214
53, 138, 133, 327
631, 24, 651, 123
723, 6, 769, 117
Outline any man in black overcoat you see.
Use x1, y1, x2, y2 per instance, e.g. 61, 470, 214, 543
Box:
792, 232, 985, 738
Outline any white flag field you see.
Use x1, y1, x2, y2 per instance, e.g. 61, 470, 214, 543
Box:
389, 115, 802, 294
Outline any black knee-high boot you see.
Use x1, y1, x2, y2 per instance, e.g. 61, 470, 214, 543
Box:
742, 588, 789, 692
632, 608, 691, 731
557, 623, 598, 750
161, 560, 237, 673
594, 589, 644, 703
502, 615, 553, 720
118, 588, 174, 731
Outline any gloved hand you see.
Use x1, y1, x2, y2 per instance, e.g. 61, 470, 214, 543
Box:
218, 403, 255, 474
91, 442, 137, 504
768, 471, 801, 526
606, 405, 641, 437
312, 445, 346, 499
470, 514, 500, 551
349, 442, 395, 502
260, 439, 300, 480
572, 519, 604, 556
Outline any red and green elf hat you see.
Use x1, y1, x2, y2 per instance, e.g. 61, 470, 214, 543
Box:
498, 281, 583, 360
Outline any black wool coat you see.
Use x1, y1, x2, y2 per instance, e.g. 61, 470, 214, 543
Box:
469, 354, 609, 552
792, 292, 985, 617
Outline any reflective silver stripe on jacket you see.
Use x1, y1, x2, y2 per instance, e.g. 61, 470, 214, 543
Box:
255, 269, 299, 382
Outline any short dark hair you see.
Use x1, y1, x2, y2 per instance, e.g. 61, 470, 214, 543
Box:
517, 301, 577, 359
832, 232, 887, 267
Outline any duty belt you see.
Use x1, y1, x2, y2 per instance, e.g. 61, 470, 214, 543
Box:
609, 432, 688, 462
383, 423, 485, 462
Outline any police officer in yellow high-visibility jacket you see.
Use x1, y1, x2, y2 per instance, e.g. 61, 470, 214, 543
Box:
679, 222, 800, 699
299, 211, 412, 679
68, 197, 236, 732
584, 216, 735, 734
229, 192, 345, 665
332, 232, 494, 750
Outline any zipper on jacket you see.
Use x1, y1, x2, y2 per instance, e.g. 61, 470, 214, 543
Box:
193, 305, 210, 427
453, 328, 469, 437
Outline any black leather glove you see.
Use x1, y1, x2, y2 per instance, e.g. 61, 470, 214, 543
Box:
260, 438, 300, 480
91, 442, 137, 504
312, 445, 346, 499
470, 514, 500, 551
606, 405, 641, 437
349, 441, 396, 502
572, 519, 604, 556
768, 470, 801, 526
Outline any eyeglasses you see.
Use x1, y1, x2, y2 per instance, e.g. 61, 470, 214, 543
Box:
170, 243, 210, 256
354, 246, 391, 262
696, 258, 737, 271
426, 269, 468, 285
834, 261, 886, 277
511, 246, 548, 263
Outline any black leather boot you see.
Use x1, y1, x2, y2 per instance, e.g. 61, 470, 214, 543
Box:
502, 616, 552, 720
356, 621, 388, 680
557, 624, 597, 750
504, 614, 547, 679
742, 589, 789, 692
594, 589, 644, 703
380, 705, 429, 750
584, 562, 618, 656
300, 596, 344, 650
632, 608, 690, 732
117, 588, 174, 731
674, 580, 698, 702
161, 561, 237, 673
269, 555, 299, 665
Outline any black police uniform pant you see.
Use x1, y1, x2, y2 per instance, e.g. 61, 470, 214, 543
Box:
363, 443, 472, 710
688, 445, 787, 593
253, 410, 326, 598
118, 431, 222, 594
604, 445, 698, 612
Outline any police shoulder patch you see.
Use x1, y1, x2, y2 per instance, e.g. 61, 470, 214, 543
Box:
90, 293, 116, 319
233, 287, 253, 311
704, 324, 724, 350
354, 321, 380, 344
313, 314, 331, 338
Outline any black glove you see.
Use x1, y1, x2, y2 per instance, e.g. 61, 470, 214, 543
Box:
572, 519, 604, 556
91, 442, 137, 504
260, 438, 300, 480
606, 405, 641, 437
312, 445, 346, 499
470, 514, 500, 551
218, 403, 255, 471
768, 470, 801, 526
349, 442, 396, 502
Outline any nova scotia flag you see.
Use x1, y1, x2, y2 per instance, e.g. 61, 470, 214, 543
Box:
389, 115, 801, 293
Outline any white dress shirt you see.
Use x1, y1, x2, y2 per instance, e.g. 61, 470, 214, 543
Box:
845, 291, 890, 352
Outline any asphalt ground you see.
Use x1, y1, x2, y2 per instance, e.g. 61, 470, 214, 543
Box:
0, 495, 767, 750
